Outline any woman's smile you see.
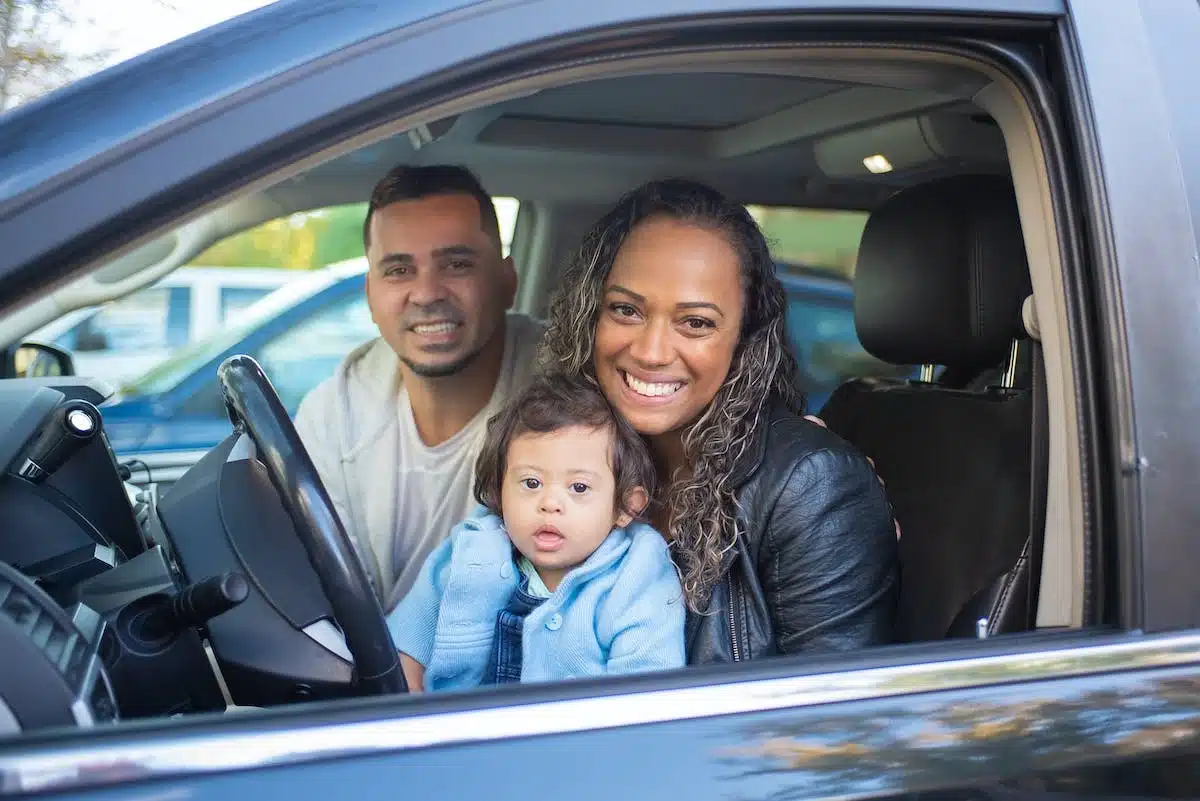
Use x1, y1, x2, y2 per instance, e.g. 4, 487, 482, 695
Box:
593, 216, 743, 436
621, 370, 686, 401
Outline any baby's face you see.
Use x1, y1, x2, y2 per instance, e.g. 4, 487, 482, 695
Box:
500, 424, 631, 590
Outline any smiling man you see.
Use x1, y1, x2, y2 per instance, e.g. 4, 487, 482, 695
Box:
294, 165, 544, 611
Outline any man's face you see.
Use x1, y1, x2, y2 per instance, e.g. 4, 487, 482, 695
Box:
365, 193, 517, 378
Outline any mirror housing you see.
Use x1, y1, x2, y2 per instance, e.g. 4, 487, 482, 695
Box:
2, 341, 76, 379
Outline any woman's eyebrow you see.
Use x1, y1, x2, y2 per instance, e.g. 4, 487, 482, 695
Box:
607, 284, 644, 302
608, 285, 725, 317
677, 301, 725, 318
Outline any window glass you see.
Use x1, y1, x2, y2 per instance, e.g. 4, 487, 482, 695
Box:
749, 205, 914, 412
55, 286, 190, 353
747, 205, 868, 278
220, 286, 274, 323
192, 198, 520, 269
255, 293, 378, 413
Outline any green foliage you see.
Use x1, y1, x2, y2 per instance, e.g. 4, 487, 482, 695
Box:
190, 200, 867, 275
0, 0, 113, 109
190, 203, 368, 270
748, 205, 868, 278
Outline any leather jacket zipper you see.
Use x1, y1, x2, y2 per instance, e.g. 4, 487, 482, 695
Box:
727, 572, 742, 662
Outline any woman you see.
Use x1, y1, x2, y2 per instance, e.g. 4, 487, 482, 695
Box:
539, 178, 898, 663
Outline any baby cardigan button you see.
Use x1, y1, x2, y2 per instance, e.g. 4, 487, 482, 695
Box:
500, 563, 513, 579
546, 613, 563, 631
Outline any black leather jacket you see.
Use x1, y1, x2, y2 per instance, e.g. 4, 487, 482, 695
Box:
685, 400, 899, 664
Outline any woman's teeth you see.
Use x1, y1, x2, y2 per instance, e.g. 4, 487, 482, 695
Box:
623, 372, 683, 398
412, 322, 458, 335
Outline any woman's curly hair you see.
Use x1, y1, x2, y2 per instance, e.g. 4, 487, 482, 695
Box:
538, 178, 802, 610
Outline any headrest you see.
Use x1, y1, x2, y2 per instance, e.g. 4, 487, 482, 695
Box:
854, 174, 1033, 370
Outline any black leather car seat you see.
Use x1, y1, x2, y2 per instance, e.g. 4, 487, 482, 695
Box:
820, 174, 1043, 643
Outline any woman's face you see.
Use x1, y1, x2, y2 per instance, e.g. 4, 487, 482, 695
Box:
593, 216, 745, 437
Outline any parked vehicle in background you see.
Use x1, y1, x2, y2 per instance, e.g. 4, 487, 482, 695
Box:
1, 2, 1198, 799
24, 267, 291, 386
99, 258, 899, 486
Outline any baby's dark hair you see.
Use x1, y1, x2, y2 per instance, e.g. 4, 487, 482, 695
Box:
474, 373, 656, 519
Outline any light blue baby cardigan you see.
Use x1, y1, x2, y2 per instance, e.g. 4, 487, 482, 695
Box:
386, 509, 686, 692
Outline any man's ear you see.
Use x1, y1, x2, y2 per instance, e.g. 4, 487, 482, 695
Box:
615, 486, 649, 528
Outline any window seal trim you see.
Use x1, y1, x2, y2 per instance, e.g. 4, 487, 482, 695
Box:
3, 630, 1197, 796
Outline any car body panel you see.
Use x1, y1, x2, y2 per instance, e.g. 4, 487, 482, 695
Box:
2, 629, 1198, 798
2, 0, 1200, 799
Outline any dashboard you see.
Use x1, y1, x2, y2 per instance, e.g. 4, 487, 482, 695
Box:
0, 376, 360, 735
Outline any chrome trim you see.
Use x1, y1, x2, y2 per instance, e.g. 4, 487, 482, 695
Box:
1002, 339, 1021, 388
225, 434, 254, 464
302, 619, 353, 664
2, 632, 1198, 795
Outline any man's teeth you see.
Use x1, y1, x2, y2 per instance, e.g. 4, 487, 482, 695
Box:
624, 372, 683, 397
412, 322, 457, 335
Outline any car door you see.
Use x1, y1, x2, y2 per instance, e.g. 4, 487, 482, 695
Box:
1, 0, 1199, 799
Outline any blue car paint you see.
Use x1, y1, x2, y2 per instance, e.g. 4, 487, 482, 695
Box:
101, 274, 367, 454
99, 269, 881, 455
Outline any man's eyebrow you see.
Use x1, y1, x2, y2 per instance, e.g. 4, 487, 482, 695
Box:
377, 252, 414, 267
433, 244, 480, 259
607, 285, 726, 317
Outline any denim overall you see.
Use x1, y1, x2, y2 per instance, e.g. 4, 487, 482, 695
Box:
479, 571, 546, 685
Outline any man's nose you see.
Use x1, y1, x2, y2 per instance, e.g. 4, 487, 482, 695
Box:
628, 318, 672, 366
408, 267, 448, 306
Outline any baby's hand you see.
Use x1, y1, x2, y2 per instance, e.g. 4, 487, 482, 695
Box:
399, 651, 426, 693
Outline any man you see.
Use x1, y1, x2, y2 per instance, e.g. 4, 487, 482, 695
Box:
295, 165, 544, 611
297, 163, 897, 613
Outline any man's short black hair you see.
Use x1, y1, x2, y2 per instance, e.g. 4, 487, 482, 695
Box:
362, 164, 501, 251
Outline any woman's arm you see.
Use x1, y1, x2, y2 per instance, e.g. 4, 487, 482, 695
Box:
762, 447, 899, 654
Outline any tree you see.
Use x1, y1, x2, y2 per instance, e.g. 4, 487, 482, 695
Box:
190, 204, 369, 270
0, 0, 112, 110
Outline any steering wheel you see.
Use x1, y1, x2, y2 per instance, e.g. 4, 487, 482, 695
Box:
216, 354, 407, 695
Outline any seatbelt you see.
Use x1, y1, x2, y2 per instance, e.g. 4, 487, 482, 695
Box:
1026, 338, 1049, 624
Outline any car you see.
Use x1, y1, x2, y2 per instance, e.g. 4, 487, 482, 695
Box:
23, 266, 292, 386
0, 1, 1198, 799
97, 256, 899, 486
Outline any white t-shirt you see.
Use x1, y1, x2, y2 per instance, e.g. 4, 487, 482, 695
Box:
388, 321, 538, 607
294, 313, 545, 611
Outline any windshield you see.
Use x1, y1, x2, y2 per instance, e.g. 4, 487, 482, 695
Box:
119, 267, 353, 397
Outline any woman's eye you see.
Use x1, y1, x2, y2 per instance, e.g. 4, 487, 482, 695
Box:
609, 302, 639, 318
521, 478, 541, 490
682, 317, 715, 331
447, 260, 472, 272
569, 482, 589, 494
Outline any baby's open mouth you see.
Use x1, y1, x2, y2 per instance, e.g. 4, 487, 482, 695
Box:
533, 525, 565, 551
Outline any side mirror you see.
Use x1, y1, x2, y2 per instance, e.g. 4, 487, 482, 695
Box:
2, 341, 76, 379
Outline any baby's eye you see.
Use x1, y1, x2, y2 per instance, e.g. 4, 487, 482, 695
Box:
521, 478, 541, 490
569, 482, 590, 494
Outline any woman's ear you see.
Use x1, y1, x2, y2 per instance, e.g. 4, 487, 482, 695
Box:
615, 486, 649, 527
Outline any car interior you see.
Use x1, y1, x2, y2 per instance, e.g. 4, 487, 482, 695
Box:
0, 48, 1091, 737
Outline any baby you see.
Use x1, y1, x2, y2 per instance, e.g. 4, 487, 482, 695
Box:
387, 373, 685, 692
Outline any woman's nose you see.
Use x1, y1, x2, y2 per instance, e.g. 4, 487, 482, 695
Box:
627, 319, 672, 366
